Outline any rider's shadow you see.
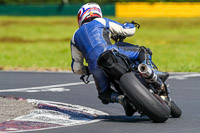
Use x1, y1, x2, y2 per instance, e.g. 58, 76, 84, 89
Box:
98, 115, 151, 123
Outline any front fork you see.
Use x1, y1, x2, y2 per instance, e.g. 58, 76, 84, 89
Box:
160, 84, 172, 107
148, 83, 172, 109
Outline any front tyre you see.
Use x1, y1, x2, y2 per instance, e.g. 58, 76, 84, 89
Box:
170, 101, 182, 118
120, 72, 170, 123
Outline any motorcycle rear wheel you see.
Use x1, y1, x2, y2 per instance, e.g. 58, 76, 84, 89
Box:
120, 72, 170, 123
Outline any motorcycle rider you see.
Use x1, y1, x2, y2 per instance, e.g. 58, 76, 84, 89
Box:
70, 3, 168, 116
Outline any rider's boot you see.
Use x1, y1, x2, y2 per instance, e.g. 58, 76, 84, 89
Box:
111, 93, 136, 116
98, 90, 136, 116
119, 95, 137, 116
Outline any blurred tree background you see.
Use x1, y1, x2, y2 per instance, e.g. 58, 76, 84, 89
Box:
0, 0, 199, 4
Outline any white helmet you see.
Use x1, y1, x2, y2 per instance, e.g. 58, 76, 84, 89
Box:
77, 3, 102, 27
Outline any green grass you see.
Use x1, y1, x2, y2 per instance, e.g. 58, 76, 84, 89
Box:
0, 42, 70, 70
0, 16, 200, 72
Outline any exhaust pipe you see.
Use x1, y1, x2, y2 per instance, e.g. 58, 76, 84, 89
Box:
138, 63, 164, 89
138, 63, 157, 82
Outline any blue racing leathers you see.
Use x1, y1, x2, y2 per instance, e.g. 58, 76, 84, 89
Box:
71, 18, 139, 94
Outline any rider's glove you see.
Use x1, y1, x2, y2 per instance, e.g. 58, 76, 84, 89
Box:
111, 34, 126, 43
80, 66, 90, 84
84, 66, 90, 76
131, 21, 140, 29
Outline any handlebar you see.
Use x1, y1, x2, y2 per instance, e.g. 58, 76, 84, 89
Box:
111, 20, 140, 43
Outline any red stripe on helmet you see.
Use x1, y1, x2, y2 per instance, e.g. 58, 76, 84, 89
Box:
79, 7, 101, 20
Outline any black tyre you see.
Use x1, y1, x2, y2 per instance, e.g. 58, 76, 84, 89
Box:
120, 72, 170, 123
170, 101, 182, 118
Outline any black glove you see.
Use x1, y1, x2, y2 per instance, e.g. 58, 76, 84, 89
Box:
131, 21, 140, 29
111, 34, 126, 43
80, 66, 90, 84
85, 66, 90, 76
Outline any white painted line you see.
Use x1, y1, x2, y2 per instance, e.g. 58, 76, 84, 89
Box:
0, 70, 73, 73
169, 73, 200, 80
1, 73, 200, 93
169, 72, 199, 75
21, 87, 71, 92
0, 81, 95, 92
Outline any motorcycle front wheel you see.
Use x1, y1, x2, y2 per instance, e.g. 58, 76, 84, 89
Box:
170, 100, 182, 118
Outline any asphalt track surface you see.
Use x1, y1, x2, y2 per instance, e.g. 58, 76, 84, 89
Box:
0, 71, 200, 133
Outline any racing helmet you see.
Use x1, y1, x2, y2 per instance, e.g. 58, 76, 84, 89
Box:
77, 3, 102, 27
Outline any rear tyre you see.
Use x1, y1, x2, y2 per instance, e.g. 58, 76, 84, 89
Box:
170, 101, 182, 118
120, 72, 170, 123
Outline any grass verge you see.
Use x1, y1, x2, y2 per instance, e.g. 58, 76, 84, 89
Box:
0, 16, 200, 72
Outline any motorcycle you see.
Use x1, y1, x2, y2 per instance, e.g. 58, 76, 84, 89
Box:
96, 35, 182, 123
